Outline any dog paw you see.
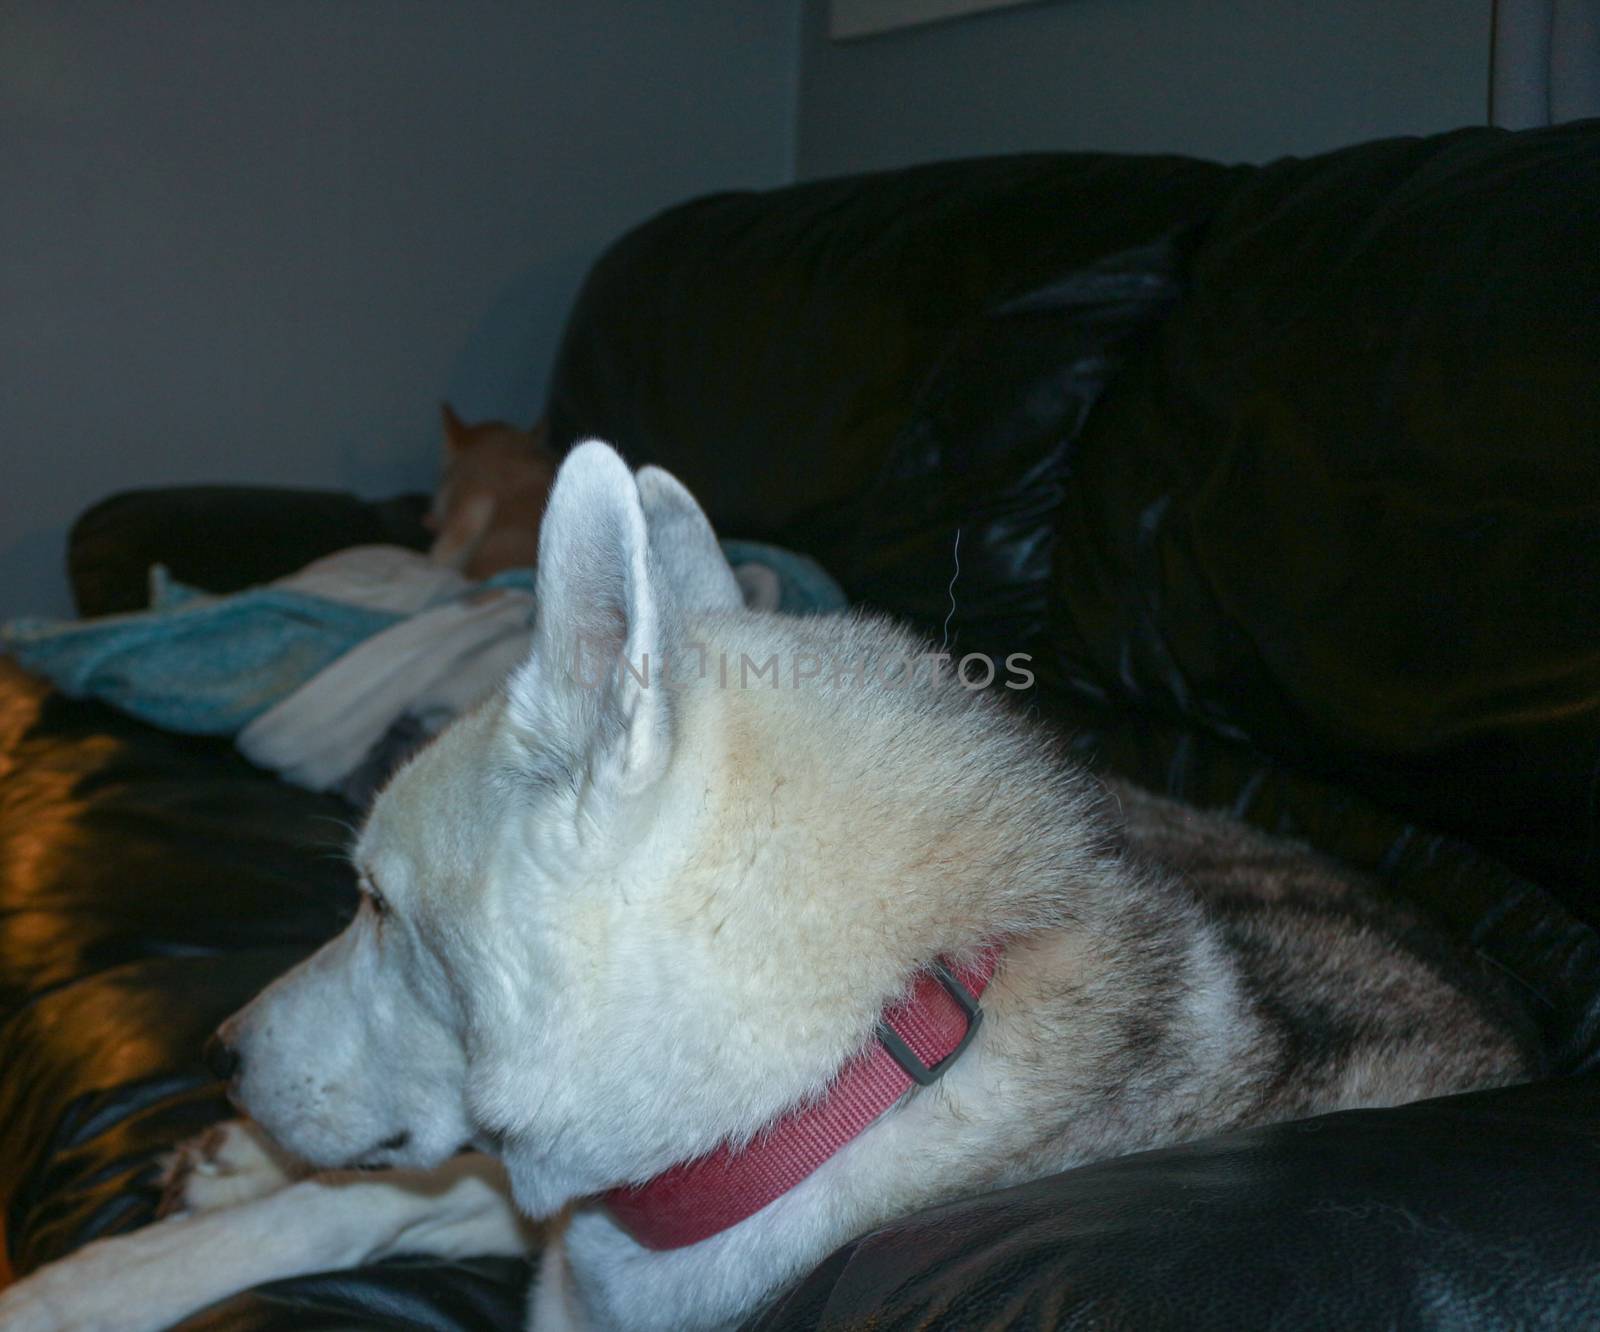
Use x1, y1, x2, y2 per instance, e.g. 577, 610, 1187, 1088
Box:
157, 1119, 302, 1218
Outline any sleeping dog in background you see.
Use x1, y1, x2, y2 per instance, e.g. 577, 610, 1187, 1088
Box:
425, 404, 559, 579
0, 442, 1535, 1331
424, 406, 787, 608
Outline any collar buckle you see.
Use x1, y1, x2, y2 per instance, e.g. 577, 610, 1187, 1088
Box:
874, 959, 985, 1086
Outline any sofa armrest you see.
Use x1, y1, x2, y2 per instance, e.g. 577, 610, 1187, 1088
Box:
67, 487, 431, 617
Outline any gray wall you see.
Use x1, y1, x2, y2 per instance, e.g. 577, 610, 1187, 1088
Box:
798, 0, 1492, 177
0, 2, 799, 618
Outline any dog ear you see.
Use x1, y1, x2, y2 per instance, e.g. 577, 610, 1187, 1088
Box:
513, 440, 670, 796
441, 402, 468, 456
636, 465, 742, 613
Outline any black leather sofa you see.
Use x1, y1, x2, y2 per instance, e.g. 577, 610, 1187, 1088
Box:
5, 120, 1600, 1328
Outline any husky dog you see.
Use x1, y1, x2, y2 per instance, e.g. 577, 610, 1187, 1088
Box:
0, 443, 1533, 1332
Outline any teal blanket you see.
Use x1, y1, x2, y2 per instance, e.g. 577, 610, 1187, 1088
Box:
2, 540, 845, 736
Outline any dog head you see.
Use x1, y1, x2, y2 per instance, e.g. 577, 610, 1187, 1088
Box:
426, 404, 559, 580
215, 443, 791, 1193
217, 441, 1059, 1213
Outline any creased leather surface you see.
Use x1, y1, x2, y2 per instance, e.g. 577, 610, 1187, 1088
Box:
752, 1075, 1600, 1330
548, 153, 1241, 667
6, 125, 1600, 1331
1044, 122, 1600, 919
0, 663, 356, 1271
823, 234, 1187, 669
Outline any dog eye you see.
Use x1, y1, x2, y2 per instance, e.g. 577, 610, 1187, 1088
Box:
360, 878, 391, 920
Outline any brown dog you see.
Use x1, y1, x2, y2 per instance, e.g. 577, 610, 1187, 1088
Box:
424, 404, 560, 579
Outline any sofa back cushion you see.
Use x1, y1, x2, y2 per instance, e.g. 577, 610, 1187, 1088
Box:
546, 152, 1240, 662
1051, 121, 1600, 914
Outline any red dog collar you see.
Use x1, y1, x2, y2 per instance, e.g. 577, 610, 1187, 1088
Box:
601, 945, 1002, 1250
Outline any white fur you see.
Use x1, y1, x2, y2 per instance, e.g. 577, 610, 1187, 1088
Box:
0, 1147, 529, 1332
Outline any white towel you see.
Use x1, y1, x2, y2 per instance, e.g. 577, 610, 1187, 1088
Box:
238, 588, 534, 792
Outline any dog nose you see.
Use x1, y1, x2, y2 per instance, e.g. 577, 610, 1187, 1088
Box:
203, 1033, 241, 1083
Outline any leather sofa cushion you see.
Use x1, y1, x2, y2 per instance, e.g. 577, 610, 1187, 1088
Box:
547, 153, 1243, 668
1048, 122, 1600, 920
